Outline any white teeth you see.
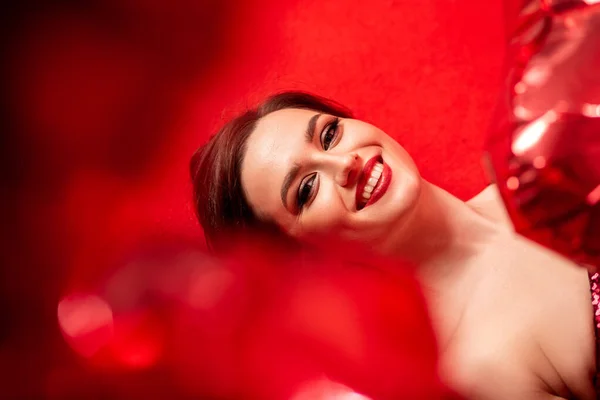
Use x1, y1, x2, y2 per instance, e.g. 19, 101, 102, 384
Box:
368, 168, 382, 186
360, 162, 384, 203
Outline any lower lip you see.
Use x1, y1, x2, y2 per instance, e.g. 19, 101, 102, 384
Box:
364, 162, 392, 209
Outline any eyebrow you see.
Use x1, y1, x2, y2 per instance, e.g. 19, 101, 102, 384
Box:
281, 113, 321, 210
305, 113, 321, 144
281, 163, 301, 210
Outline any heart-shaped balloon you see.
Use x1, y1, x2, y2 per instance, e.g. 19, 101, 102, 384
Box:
485, 0, 600, 267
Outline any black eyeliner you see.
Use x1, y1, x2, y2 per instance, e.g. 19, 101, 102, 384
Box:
321, 117, 340, 150
297, 174, 316, 210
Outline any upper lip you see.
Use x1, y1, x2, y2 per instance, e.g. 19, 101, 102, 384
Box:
355, 155, 383, 210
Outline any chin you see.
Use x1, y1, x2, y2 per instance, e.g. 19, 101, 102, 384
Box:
382, 166, 421, 222
356, 173, 422, 251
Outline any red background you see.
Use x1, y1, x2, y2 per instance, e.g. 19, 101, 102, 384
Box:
8, 0, 511, 262
2, 0, 518, 397
5, 0, 512, 277
171, 0, 509, 243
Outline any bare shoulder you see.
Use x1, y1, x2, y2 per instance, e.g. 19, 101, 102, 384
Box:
467, 184, 514, 229
437, 237, 597, 400
439, 342, 563, 400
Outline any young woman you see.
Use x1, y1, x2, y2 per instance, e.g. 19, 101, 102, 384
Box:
190, 91, 597, 399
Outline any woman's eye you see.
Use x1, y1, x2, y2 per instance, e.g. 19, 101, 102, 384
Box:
297, 174, 317, 210
321, 117, 340, 150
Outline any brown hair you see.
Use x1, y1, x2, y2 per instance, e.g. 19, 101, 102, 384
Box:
190, 91, 353, 253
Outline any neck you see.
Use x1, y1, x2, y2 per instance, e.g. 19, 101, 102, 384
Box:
384, 181, 502, 350
386, 181, 499, 278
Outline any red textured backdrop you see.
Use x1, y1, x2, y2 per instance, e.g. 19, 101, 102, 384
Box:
18, 0, 510, 258
180, 0, 509, 242
2, 0, 519, 397
7, 0, 511, 267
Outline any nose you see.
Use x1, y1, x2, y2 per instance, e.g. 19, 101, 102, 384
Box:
326, 152, 360, 187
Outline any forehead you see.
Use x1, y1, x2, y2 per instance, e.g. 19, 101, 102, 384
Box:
241, 108, 316, 221
248, 108, 314, 159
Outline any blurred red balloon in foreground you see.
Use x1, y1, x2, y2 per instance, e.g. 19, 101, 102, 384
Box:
290, 378, 373, 400
55, 235, 455, 399
485, 0, 600, 266
58, 294, 114, 358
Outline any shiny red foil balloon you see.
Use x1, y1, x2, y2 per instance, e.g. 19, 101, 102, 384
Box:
485, 0, 600, 266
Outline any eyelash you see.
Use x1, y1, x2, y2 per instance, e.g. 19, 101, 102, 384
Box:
297, 173, 317, 211
297, 117, 341, 211
321, 117, 340, 150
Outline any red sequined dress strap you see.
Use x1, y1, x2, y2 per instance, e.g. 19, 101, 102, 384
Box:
590, 272, 600, 397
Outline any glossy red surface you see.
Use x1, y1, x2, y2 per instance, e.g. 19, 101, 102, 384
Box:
485, 1, 600, 266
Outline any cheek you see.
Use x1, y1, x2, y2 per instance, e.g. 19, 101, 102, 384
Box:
303, 209, 346, 235
292, 203, 348, 242
299, 208, 385, 244
384, 138, 418, 172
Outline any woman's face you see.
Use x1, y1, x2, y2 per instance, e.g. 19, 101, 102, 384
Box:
241, 108, 422, 253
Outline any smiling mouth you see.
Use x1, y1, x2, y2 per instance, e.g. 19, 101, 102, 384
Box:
356, 155, 392, 210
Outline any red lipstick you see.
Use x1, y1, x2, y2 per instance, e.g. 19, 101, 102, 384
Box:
355, 156, 392, 210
